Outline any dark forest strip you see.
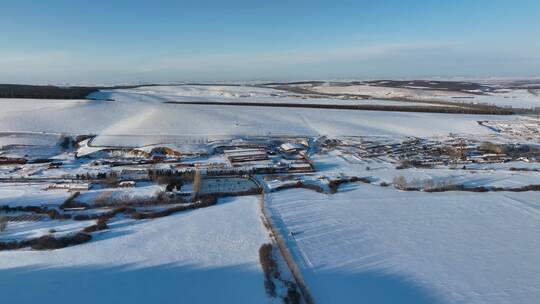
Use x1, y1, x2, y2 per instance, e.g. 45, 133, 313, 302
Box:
164, 100, 514, 115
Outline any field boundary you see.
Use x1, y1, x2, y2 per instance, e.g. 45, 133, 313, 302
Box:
259, 192, 315, 304
164, 100, 514, 115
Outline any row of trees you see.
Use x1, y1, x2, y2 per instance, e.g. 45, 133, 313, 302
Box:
0, 84, 98, 99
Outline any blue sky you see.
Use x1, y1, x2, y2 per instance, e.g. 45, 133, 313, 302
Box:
1, 0, 539, 84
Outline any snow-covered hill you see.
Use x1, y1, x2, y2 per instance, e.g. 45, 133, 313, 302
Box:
0, 85, 506, 148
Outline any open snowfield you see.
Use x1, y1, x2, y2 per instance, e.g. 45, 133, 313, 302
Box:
93, 85, 447, 106
258, 148, 540, 304
0, 184, 70, 207
0, 85, 514, 149
310, 84, 540, 108
0, 196, 273, 304
266, 186, 540, 304
0, 132, 60, 146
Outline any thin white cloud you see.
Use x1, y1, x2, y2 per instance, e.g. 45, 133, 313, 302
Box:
0, 51, 70, 70
0, 41, 538, 84
135, 42, 458, 72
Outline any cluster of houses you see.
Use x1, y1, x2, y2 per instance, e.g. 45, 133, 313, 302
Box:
334, 136, 537, 168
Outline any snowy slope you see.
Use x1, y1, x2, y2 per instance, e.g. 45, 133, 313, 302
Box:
0, 196, 273, 304
0, 84, 516, 149
0, 90, 505, 148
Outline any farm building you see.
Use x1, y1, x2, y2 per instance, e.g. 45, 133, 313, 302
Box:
119, 181, 136, 188
47, 183, 91, 191
224, 148, 269, 164
288, 162, 314, 172
117, 168, 149, 180
280, 142, 306, 153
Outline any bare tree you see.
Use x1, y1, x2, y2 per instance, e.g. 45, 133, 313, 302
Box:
393, 175, 407, 190
192, 170, 203, 197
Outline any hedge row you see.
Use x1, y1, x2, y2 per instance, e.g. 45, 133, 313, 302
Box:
0, 233, 92, 251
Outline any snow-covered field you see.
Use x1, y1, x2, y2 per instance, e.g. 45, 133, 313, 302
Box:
0, 132, 60, 146
258, 147, 540, 304
0, 89, 509, 148
266, 185, 540, 304
93, 85, 448, 106
0, 183, 70, 207
0, 196, 272, 304
6, 84, 536, 150
310, 83, 540, 108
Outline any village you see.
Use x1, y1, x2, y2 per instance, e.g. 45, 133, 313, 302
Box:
1, 116, 540, 256
0, 121, 538, 211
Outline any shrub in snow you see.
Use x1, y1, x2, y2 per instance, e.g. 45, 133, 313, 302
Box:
57, 134, 75, 150
396, 159, 433, 169
60, 192, 85, 210
31, 233, 92, 250
96, 216, 109, 229
1, 232, 92, 251
259, 243, 278, 297
393, 175, 407, 190
0, 216, 7, 232
94, 190, 114, 206
101, 174, 119, 187
73, 214, 94, 221
0, 205, 70, 220
273, 181, 323, 193
284, 285, 301, 304
327, 176, 370, 194
130, 196, 217, 220
478, 141, 506, 154
83, 215, 110, 233
74, 134, 94, 147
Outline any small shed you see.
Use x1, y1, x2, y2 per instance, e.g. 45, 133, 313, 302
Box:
119, 181, 136, 188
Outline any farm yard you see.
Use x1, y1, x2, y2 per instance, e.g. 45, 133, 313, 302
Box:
1, 83, 540, 303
